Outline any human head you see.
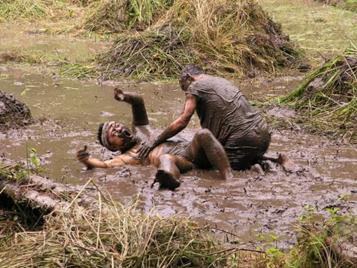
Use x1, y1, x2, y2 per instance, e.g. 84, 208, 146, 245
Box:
97, 121, 136, 153
179, 64, 204, 91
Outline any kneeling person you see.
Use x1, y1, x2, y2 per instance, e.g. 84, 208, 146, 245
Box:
77, 88, 232, 190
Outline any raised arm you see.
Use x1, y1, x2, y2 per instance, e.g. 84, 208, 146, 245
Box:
77, 146, 139, 169
114, 88, 149, 126
138, 94, 197, 159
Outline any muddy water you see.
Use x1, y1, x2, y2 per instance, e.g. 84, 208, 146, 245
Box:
1, 68, 356, 247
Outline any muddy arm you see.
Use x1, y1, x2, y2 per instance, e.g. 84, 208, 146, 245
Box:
114, 88, 149, 126
77, 146, 139, 169
137, 94, 196, 159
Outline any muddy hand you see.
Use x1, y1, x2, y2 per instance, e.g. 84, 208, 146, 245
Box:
137, 141, 154, 160
114, 87, 125, 101
77, 145, 90, 162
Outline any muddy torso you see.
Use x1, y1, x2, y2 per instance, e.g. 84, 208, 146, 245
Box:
186, 75, 267, 144
132, 125, 190, 165
0, 90, 33, 130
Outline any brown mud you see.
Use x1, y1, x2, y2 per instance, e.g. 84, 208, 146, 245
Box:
0, 68, 356, 248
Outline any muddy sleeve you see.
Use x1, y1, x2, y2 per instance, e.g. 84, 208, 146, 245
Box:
186, 83, 200, 98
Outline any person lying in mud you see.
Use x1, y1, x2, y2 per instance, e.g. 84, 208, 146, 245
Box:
77, 88, 233, 190
138, 64, 272, 171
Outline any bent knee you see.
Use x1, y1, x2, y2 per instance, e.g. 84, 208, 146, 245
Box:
195, 128, 215, 142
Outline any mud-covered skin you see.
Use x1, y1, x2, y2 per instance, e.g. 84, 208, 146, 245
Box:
0, 90, 32, 130
78, 88, 232, 190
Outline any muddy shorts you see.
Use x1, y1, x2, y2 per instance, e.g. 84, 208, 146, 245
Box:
224, 127, 271, 170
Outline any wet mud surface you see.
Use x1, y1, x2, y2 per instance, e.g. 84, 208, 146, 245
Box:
0, 68, 356, 248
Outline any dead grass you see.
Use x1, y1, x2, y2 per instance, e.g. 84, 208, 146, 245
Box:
83, 0, 173, 33
0, 192, 226, 267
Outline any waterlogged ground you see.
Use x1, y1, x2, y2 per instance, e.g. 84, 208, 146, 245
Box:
0, 0, 356, 248
1, 68, 356, 248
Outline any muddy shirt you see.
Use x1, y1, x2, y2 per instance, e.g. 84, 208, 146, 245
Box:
186, 74, 267, 144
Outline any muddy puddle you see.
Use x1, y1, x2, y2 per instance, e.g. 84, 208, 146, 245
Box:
1, 68, 356, 248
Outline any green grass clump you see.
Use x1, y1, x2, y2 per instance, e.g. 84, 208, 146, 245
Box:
0, 0, 49, 20
0, 0, 75, 21
279, 44, 357, 142
59, 62, 96, 79
0, 196, 225, 267
98, 0, 299, 80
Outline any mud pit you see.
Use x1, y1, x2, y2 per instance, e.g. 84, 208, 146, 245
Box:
0, 68, 356, 248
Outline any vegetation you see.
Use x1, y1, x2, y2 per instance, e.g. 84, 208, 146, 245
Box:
83, 0, 174, 33
0, 0, 77, 22
98, 0, 299, 80
260, 0, 357, 67
0, 194, 226, 267
285, 208, 357, 267
315, 0, 357, 12
279, 45, 357, 142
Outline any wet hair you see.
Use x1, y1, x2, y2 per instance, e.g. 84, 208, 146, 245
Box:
180, 64, 204, 80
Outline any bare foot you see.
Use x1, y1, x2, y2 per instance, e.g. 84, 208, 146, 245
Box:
278, 153, 296, 173
153, 170, 181, 191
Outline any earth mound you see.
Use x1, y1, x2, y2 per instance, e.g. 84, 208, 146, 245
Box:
0, 91, 33, 130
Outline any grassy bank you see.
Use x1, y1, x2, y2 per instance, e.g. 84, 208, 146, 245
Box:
315, 0, 357, 12
0, 192, 229, 267
1, 194, 355, 267
259, 0, 357, 67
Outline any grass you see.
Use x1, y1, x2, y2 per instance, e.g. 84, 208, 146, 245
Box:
278, 44, 356, 142
259, 0, 357, 67
98, 0, 299, 80
83, 0, 174, 33
314, 0, 357, 12
0, 191, 227, 267
285, 208, 357, 267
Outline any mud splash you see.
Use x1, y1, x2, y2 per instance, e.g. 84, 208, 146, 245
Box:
0, 68, 356, 248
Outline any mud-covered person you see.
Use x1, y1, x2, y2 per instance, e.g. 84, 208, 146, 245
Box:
138, 65, 271, 171
77, 88, 233, 190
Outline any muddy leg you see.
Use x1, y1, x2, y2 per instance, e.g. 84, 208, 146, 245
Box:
153, 154, 183, 190
187, 129, 233, 179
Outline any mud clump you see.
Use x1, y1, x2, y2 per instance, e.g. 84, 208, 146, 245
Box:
280, 45, 357, 142
97, 0, 299, 80
0, 91, 33, 130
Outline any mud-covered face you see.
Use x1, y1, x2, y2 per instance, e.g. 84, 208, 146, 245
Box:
106, 121, 134, 151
